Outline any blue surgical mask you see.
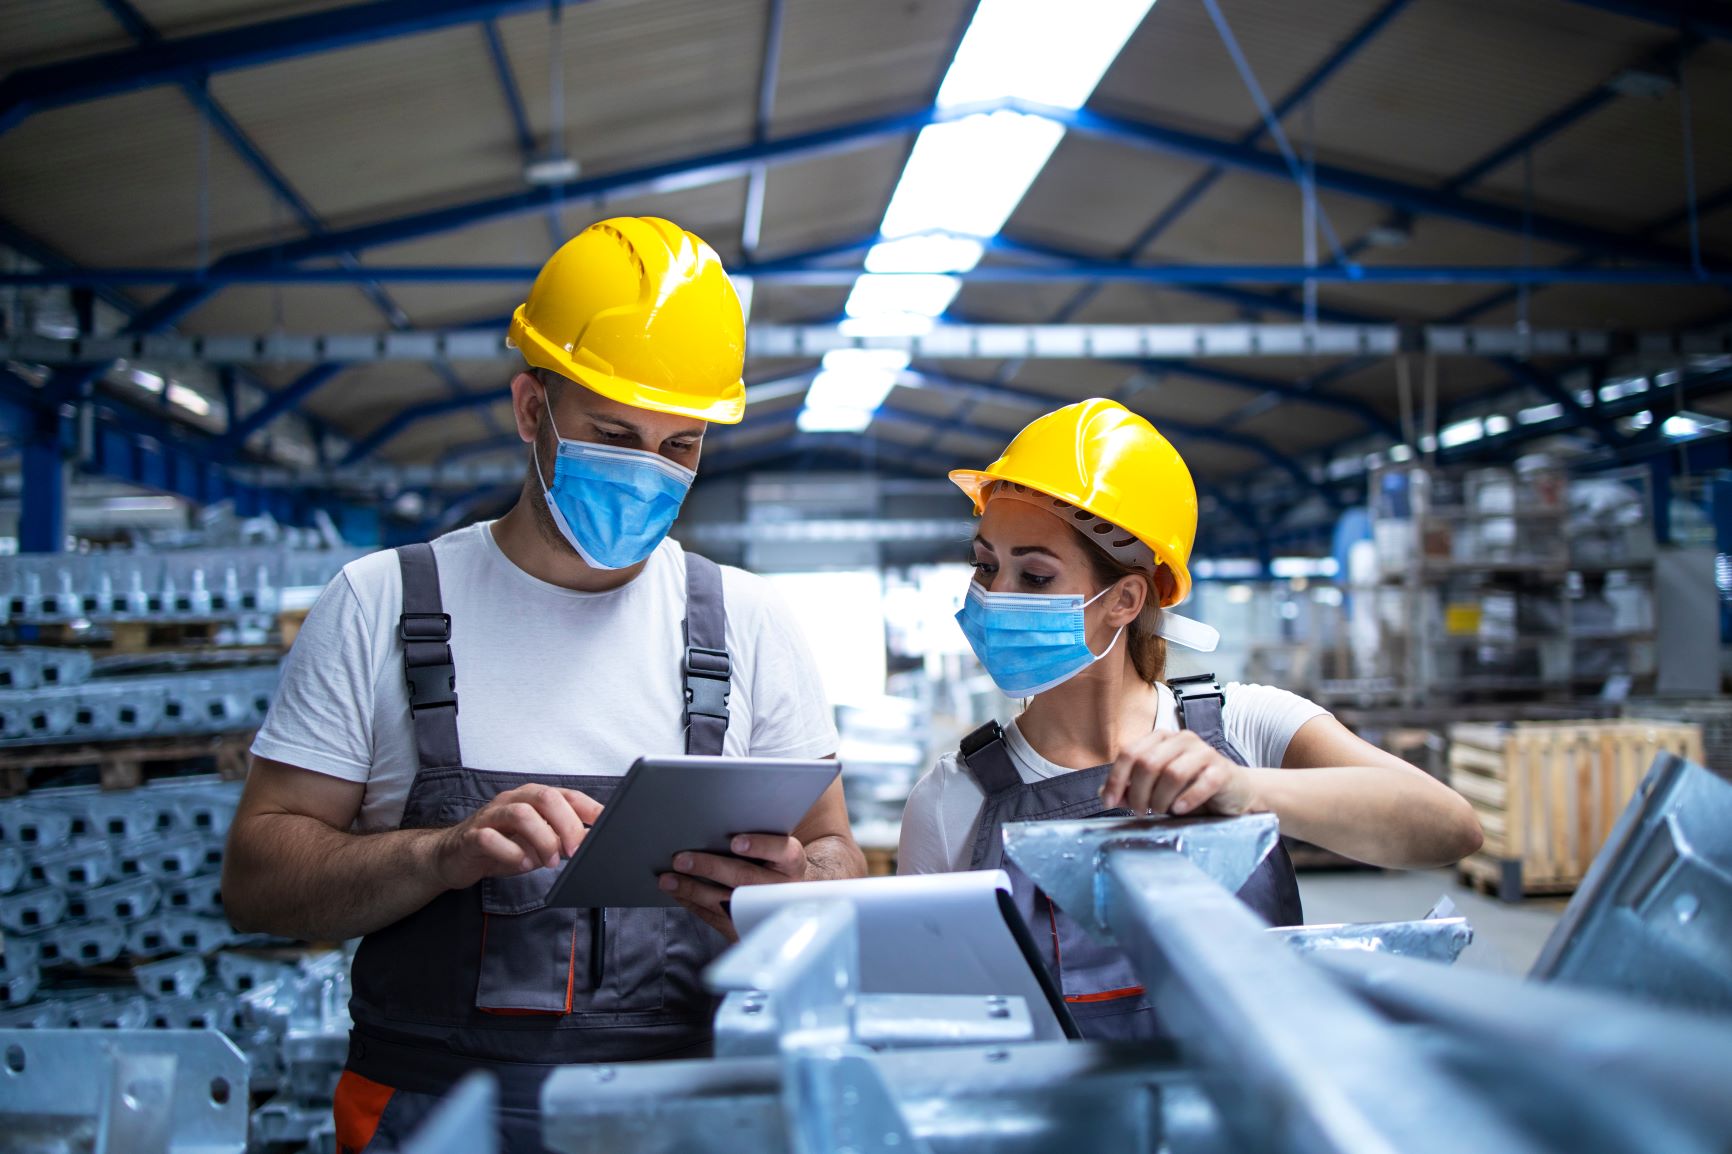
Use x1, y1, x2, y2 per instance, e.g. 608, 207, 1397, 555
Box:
955, 582, 1125, 697
533, 410, 695, 570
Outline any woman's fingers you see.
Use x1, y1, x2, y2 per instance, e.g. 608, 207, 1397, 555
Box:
1148, 748, 1213, 814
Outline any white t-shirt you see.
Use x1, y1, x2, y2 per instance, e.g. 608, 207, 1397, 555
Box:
252, 524, 839, 831
896, 681, 1328, 875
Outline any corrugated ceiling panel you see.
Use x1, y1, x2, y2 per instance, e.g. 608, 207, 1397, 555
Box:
0, 85, 281, 266
0, 0, 129, 70
1289, 0, 1670, 189
174, 283, 390, 335
1007, 133, 1213, 256
1165, 440, 1260, 478
748, 283, 850, 324
1142, 176, 1389, 266
386, 408, 502, 463
1126, 375, 1262, 425
1005, 359, 1139, 404
771, 0, 972, 134
1465, 283, 1732, 330
952, 280, 1093, 325
1067, 283, 1257, 325
1471, 41, 1732, 231
1093, 0, 1386, 142
885, 383, 968, 421
497, 0, 761, 181
133, 0, 362, 37
208, 25, 520, 227
1231, 400, 1369, 454
752, 139, 911, 258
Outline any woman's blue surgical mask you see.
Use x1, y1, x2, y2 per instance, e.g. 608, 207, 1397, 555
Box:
533, 409, 695, 570
955, 582, 1124, 697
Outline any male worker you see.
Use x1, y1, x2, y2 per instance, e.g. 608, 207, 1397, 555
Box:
221, 217, 863, 1154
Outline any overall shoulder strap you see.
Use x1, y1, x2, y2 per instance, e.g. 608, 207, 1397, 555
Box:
682, 553, 731, 756
958, 721, 1022, 794
396, 543, 461, 770
1169, 672, 1246, 765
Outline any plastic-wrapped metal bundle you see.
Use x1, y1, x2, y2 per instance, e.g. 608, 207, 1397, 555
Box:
0, 647, 94, 691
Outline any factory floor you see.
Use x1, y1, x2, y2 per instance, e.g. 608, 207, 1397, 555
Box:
1297, 866, 1570, 976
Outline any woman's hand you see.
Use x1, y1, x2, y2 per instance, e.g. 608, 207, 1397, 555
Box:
1100, 729, 1261, 816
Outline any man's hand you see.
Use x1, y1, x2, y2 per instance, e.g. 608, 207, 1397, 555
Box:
433, 783, 603, 890
658, 833, 808, 940
1099, 730, 1260, 817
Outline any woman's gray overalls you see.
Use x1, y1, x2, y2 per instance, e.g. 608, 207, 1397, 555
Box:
959, 673, 1303, 1040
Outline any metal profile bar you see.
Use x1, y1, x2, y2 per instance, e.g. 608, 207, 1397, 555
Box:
1102, 848, 1535, 1153
0, 0, 557, 133
9, 262, 1731, 289
11, 323, 1717, 366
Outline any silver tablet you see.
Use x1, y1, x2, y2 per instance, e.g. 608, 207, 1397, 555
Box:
545, 756, 841, 909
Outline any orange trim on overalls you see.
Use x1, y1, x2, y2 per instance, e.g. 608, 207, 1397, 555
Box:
333, 1069, 395, 1154
475, 915, 581, 1016
1048, 894, 1145, 1005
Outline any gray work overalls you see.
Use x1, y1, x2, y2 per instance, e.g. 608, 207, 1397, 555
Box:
960, 673, 1303, 1040
335, 543, 734, 1153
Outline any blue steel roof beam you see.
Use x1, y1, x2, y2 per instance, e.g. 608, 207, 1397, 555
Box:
480, 17, 560, 248
871, 369, 1341, 512
167, 104, 952, 279
0, 0, 557, 134
1051, 0, 1415, 320
17, 260, 1732, 289
1127, 360, 1402, 439
1553, 0, 1732, 42
1032, 100, 1700, 268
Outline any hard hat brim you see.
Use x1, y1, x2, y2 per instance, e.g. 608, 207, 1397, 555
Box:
948, 466, 1193, 607
510, 306, 746, 425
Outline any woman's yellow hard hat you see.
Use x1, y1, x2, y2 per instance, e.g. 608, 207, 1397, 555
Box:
508, 216, 746, 424
950, 398, 1198, 606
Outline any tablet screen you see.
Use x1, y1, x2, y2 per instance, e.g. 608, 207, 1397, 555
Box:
545, 756, 840, 908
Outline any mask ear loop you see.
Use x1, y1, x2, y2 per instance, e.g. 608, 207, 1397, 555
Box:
530, 385, 563, 495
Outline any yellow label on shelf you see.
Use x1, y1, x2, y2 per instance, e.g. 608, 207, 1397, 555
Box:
1445, 604, 1482, 636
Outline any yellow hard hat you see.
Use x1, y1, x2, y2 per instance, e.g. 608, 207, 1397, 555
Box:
950, 398, 1198, 606
508, 216, 746, 424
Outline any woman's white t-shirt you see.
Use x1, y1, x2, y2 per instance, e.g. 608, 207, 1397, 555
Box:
896, 682, 1328, 875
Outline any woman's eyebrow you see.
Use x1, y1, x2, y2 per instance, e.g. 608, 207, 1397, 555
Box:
973, 535, 995, 551
1010, 545, 1060, 559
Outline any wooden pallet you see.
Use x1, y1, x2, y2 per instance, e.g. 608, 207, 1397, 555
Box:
278, 608, 311, 649
1448, 719, 1702, 900
26, 620, 226, 653
0, 730, 255, 796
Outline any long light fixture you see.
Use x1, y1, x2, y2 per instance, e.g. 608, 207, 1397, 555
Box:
802, 0, 1158, 429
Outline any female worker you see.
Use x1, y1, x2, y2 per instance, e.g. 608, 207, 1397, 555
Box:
898, 398, 1482, 1039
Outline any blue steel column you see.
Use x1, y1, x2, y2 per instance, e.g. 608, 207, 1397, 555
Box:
20, 410, 66, 552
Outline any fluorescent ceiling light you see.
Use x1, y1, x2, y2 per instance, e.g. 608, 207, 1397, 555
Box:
879, 112, 1065, 240
1438, 418, 1484, 449
1663, 412, 1730, 439
839, 314, 935, 338
845, 273, 962, 321
1484, 414, 1512, 436
864, 234, 986, 273
937, 0, 1158, 110
1388, 444, 1415, 463
1518, 402, 1564, 425
524, 156, 580, 186
796, 405, 875, 434
821, 349, 911, 374
130, 368, 164, 392
168, 383, 211, 417
810, 0, 1155, 430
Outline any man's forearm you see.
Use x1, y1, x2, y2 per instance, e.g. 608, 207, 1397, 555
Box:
802, 834, 867, 882
223, 813, 452, 941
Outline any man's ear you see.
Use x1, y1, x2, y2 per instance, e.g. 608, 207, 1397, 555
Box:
509, 370, 544, 443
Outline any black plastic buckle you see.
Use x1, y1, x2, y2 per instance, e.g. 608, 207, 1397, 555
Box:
399, 612, 451, 643
684, 646, 731, 720
406, 662, 457, 712
960, 720, 1005, 760
1168, 672, 1222, 724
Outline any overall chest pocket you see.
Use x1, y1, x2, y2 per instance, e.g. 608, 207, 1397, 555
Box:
478, 869, 668, 1015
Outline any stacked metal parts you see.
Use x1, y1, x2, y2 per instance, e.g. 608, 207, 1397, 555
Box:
0, 777, 353, 1152
0, 651, 279, 744
0, 546, 367, 627
1, 752, 1727, 1152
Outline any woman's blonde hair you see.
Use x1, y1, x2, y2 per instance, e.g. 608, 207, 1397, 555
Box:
1073, 527, 1167, 685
